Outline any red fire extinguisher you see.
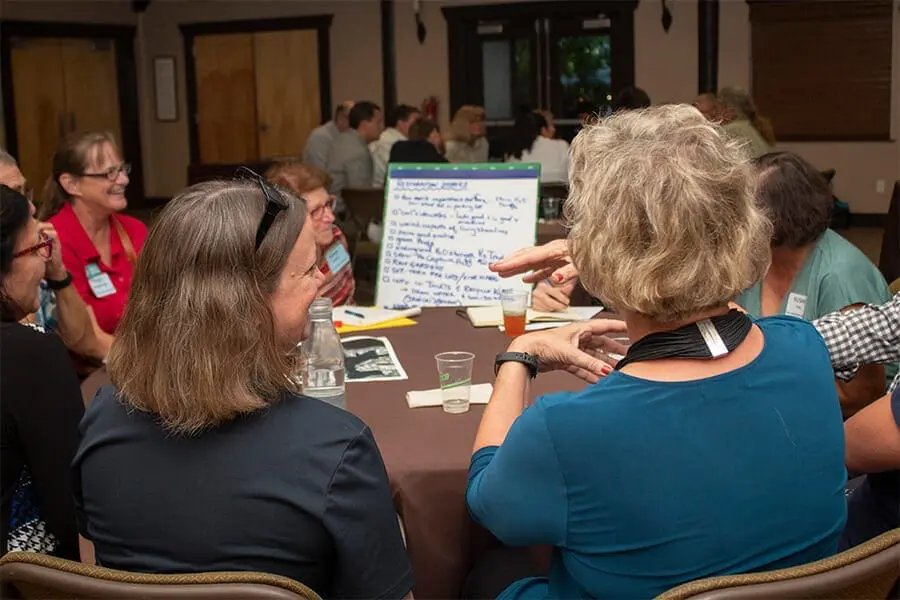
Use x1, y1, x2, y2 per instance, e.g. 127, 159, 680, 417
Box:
421, 96, 438, 120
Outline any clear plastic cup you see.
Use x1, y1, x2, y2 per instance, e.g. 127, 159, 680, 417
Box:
500, 289, 529, 337
435, 352, 475, 414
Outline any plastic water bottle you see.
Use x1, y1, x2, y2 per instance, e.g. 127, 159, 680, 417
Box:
300, 298, 346, 409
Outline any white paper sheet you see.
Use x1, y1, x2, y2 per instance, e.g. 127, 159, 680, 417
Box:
406, 383, 494, 408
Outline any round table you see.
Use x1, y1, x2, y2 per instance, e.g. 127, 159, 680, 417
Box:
81, 307, 596, 599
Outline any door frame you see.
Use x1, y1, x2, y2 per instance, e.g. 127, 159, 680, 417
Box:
179, 15, 333, 165
0, 20, 146, 206
442, 0, 637, 119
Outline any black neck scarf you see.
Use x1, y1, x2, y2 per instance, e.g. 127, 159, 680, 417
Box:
615, 309, 753, 370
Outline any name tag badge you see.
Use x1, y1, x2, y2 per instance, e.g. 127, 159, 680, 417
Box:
86, 264, 117, 298
785, 293, 807, 318
324, 242, 351, 275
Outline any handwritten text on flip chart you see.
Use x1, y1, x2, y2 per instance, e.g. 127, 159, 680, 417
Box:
376, 174, 538, 308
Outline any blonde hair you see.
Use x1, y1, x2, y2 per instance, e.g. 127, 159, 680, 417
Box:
566, 104, 772, 322
449, 105, 485, 144
265, 159, 332, 196
718, 87, 776, 146
38, 131, 120, 221
107, 180, 307, 435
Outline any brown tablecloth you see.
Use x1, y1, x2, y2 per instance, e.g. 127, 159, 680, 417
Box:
80, 308, 591, 599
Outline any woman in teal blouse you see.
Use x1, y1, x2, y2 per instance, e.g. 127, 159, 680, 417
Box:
735, 152, 893, 416
467, 106, 847, 600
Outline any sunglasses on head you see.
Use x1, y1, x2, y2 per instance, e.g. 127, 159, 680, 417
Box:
235, 167, 290, 251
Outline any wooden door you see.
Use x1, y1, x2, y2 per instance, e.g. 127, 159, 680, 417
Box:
193, 33, 259, 163
253, 29, 321, 158
61, 38, 122, 144
9, 38, 67, 191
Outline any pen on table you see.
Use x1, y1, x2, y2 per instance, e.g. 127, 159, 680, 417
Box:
345, 310, 366, 320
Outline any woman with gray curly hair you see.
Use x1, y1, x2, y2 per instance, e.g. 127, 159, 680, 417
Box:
465, 105, 846, 600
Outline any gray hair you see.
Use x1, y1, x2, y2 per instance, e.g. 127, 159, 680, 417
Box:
0, 149, 17, 167
565, 104, 772, 322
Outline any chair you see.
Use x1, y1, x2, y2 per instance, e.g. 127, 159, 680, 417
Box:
342, 187, 385, 265
540, 182, 568, 202
656, 528, 900, 600
0, 551, 321, 600
878, 181, 900, 284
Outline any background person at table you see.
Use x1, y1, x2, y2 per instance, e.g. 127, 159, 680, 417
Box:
1, 185, 83, 560
266, 160, 356, 306
735, 151, 892, 416
303, 100, 354, 170
371, 104, 420, 187
0, 149, 111, 360
611, 86, 651, 111
465, 106, 846, 600
717, 86, 775, 158
326, 100, 383, 216
446, 105, 488, 163
73, 179, 412, 599
504, 111, 569, 183
38, 132, 147, 335
389, 118, 448, 165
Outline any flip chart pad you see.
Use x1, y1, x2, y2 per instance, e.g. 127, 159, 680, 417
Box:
376, 163, 540, 308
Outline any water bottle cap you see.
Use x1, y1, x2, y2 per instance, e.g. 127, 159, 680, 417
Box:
309, 297, 334, 318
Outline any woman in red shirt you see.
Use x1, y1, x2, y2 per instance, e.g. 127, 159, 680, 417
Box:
266, 160, 356, 306
38, 132, 147, 334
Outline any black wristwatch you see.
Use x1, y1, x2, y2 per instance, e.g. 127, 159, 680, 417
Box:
45, 271, 73, 291
494, 352, 539, 379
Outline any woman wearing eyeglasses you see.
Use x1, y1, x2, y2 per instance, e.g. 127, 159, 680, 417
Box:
266, 160, 356, 306
1, 184, 83, 560
38, 131, 147, 334
73, 178, 412, 598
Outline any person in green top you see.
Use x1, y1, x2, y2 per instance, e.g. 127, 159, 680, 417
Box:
735, 152, 894, 416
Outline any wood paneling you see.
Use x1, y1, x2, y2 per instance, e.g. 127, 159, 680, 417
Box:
10, 38, 67, 191
253, 29, 321, 159
193, 33, 258, 163
61, 38, 122, 143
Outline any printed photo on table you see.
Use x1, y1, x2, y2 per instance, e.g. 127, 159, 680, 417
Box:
342, 336, 408, 382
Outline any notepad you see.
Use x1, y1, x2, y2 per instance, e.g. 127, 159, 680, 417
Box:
337, 318, 418, 334
333, 306, 421, 327
465, 305, 601, 327
406, 383, 494, 408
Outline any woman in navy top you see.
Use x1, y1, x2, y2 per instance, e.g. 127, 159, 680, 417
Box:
468, 105, 847, 600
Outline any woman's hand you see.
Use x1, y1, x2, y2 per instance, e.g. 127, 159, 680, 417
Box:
507, 319, 629, 383
38, 222, 67, 281
490, 239, 580, 285
531, 279, 575, 312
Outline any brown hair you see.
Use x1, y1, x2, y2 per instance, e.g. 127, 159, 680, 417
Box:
38, 131, 120, 221
409, 118, 439, 141
450, 105, 485, 143
265, 159, 332, 196
754, 151, 833, 249
107, 179, 307, 435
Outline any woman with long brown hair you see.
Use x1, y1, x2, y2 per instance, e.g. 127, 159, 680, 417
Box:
40, 131, 146, 334
73, 177, 412, 598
